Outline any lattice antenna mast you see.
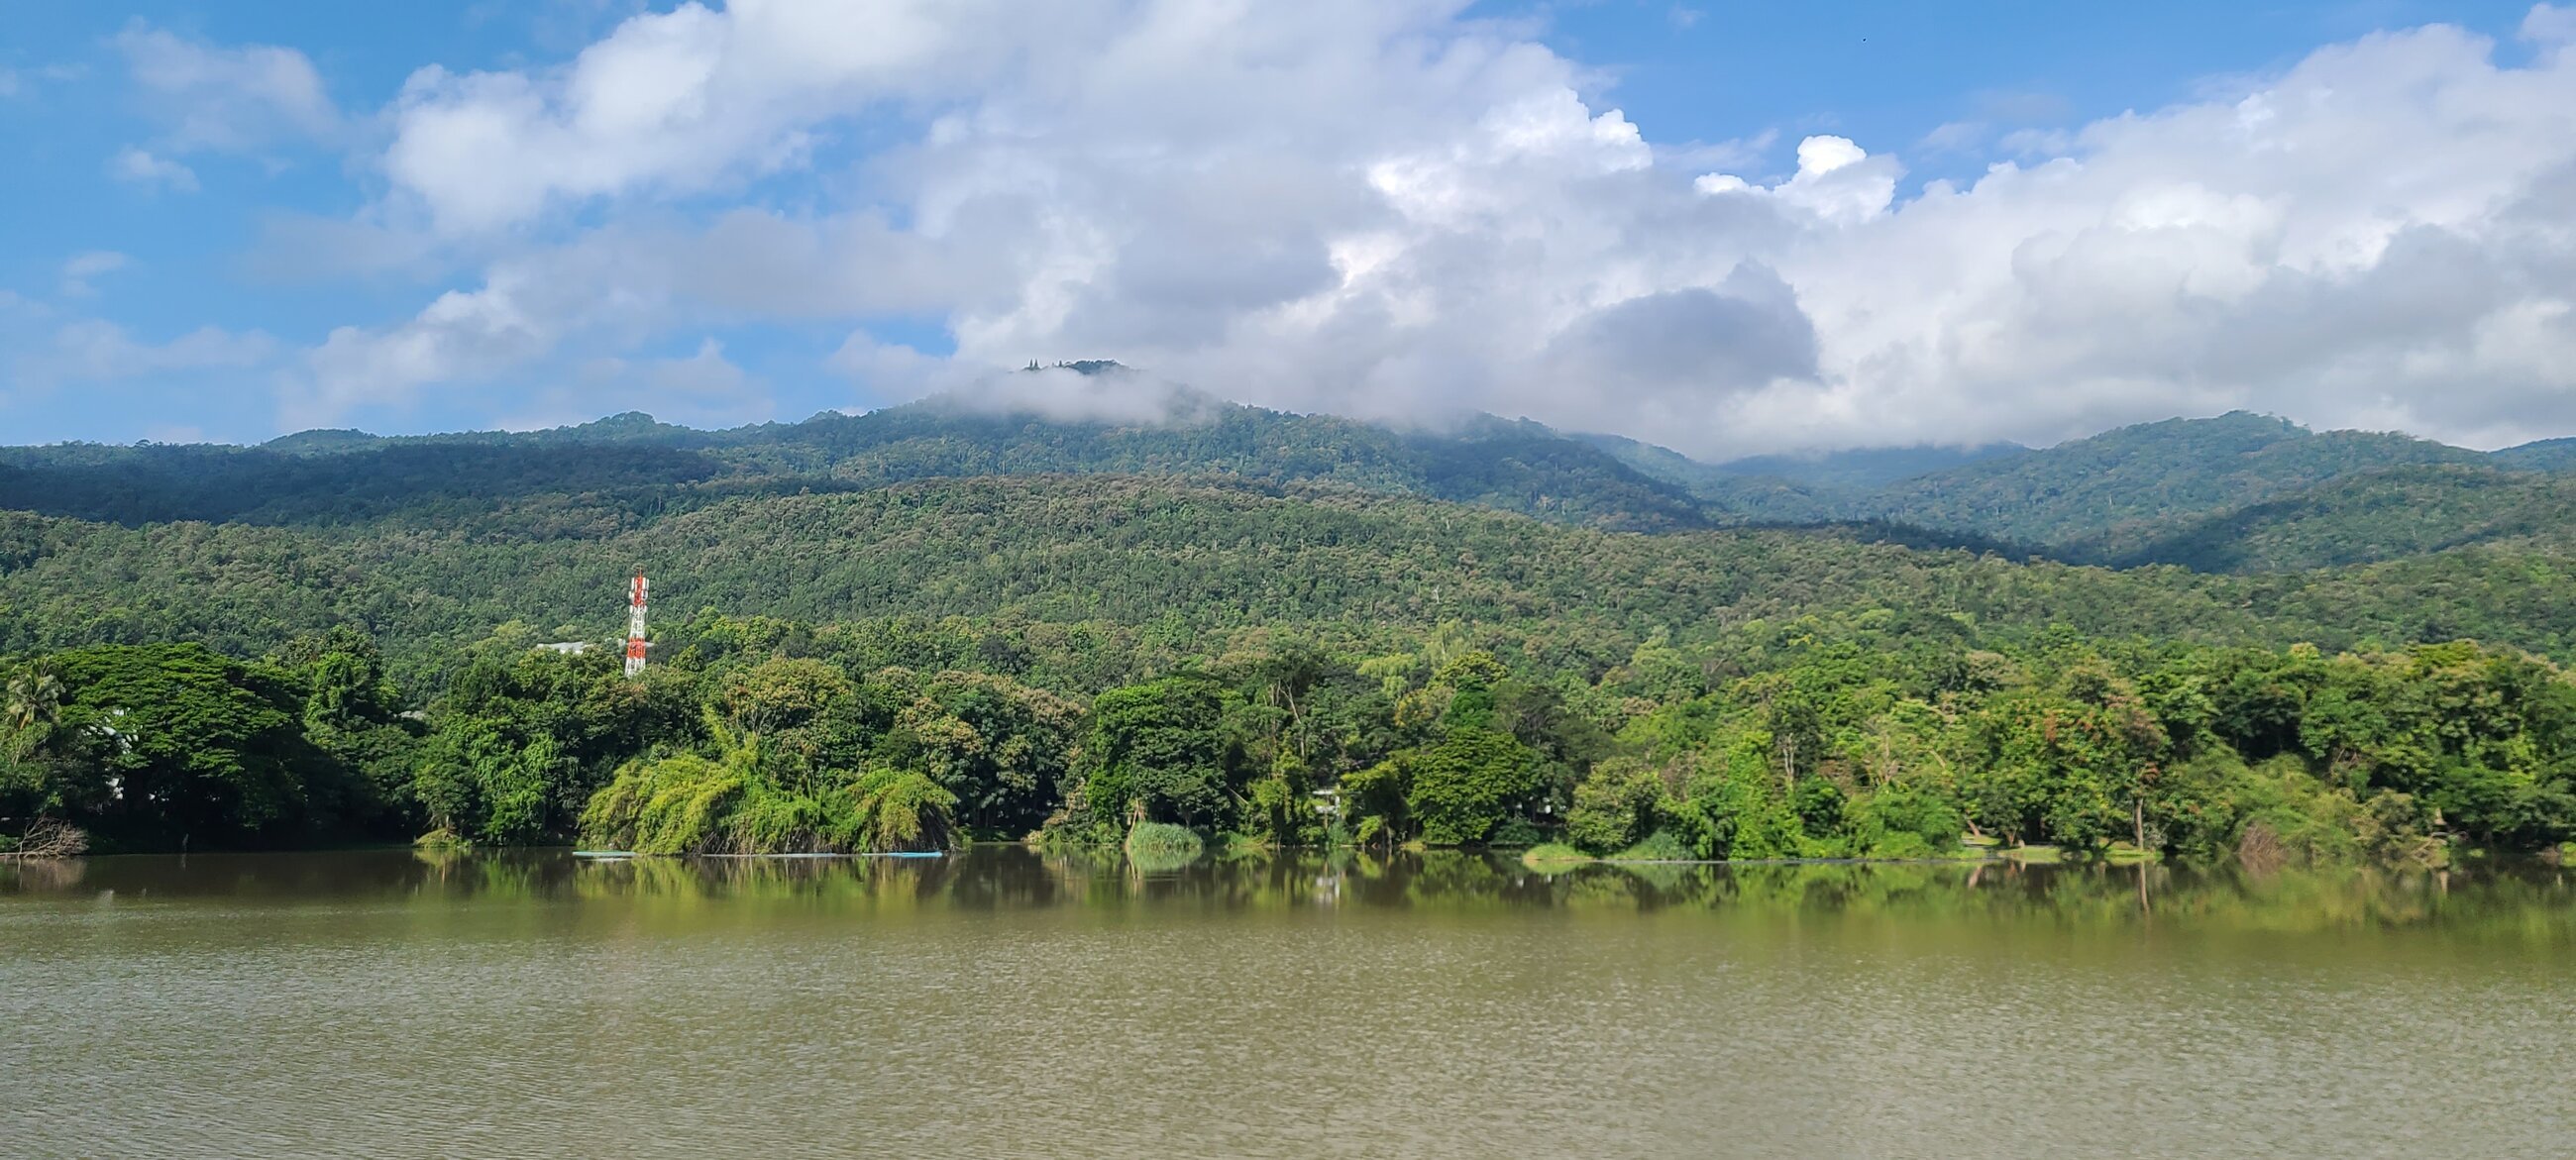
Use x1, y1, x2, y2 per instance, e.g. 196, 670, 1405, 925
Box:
624, 569, 650, 679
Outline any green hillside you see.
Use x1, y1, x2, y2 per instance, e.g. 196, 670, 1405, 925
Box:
1709, 442, 2028, 491
1573, 432, 2033, 522
4, 399, 2575, 618
0, 475, 2029, 685
1568, 432, 1849, 521
2082, 466, 2576, 572
8, 475, 2576, 697
2493, 437, 2576, 474
0, 393, 1710, 534
1590, 411, 2576, 576
1860, 411, 2489, 547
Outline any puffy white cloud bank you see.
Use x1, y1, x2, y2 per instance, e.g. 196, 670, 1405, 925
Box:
302, 1, 2576, 454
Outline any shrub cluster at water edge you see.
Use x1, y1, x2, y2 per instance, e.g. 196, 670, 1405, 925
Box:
1125, 820, 1205, 870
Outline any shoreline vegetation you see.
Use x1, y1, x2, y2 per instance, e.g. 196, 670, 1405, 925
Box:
8, 613, 2574, 873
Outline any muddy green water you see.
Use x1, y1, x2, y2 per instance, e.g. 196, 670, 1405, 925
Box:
5, 848, 2573, 1158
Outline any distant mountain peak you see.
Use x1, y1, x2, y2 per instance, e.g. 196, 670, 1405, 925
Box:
1021, 359, 1132, 376
2493, 436, 2576, 474
263, 428, 382, 454
924, 364, 1233, 428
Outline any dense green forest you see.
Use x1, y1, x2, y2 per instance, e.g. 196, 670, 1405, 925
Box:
10, 475, 2576, 690
2492, 437, 2576, 474
6, 383, 2572, 571
6, 392, 2576, 864
0, 390, 1711, 534
7, 617, 2570, 866
1850, 412, 2493, 545
2075, 466, 2576, 573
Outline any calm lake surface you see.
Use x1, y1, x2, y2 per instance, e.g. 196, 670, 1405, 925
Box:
6, 848, 2573, 1159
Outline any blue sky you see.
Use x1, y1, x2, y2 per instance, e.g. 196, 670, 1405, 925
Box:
2, 1, 2571, 455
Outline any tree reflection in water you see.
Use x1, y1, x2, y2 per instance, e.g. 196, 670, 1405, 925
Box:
9, 846, 2572, 941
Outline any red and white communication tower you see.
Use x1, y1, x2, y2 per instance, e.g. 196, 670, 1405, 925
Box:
624, 569, 651, 679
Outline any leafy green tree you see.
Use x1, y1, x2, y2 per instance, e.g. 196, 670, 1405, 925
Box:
847, 768, 959, 852
1843, 782, 1963, 859
871, 669, 1081, 838
417, 643, 702, 844
1680, 737, 1805, 859
578, 753, 747, 855
271, 630, 421, 831
1, 662, 91, 835
1340, 758, 1411, 848
1404, 727, 1544, 846
1079, 675, 1243, 829
1564, 758, 1664, 853
5, 664, 64, 737
720, 656, 860, 789
44, 644, 340, 849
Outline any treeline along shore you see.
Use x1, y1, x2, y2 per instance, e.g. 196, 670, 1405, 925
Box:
7, 609, 2570, 867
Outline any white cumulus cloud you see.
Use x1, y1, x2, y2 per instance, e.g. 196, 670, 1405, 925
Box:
108, 147, 199, 192
277, 1, 2576, 454
115, 23, 341, 152
13, 320, 277, 388
57, 251, 132, 298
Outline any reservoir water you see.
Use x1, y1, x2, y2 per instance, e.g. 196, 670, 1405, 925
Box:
6, 847, 2572, 1158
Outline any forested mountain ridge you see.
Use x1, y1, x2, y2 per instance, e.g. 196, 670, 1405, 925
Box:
1569, 432, 1850, 522
1567, 411, 2576, 574
0, 440, 732, 529
7, 474, 2576, 696
0, 394, 1711, 534
2073, 465, 2576, 573
1850, 411, 2496, 547
2493, 436, 2576, 474
1703, 442, 2030, 493
4, 395, 2574, 575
